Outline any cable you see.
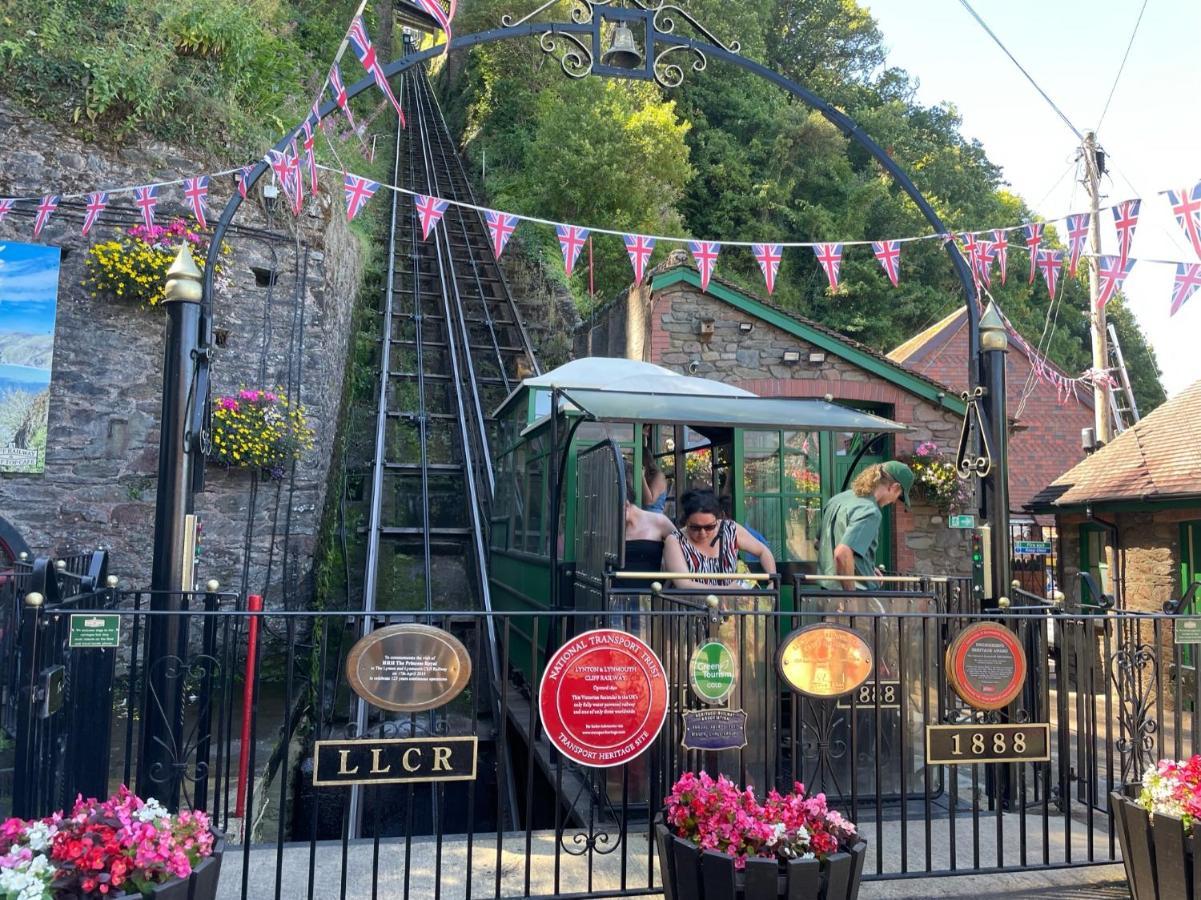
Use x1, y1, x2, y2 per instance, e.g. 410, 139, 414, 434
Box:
1096, 0, 1150, 131
954, 0, 1084, 142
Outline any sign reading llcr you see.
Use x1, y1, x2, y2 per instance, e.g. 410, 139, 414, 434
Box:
312, 737, 478, 786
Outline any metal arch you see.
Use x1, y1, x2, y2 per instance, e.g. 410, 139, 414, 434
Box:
203, 24, 981, 382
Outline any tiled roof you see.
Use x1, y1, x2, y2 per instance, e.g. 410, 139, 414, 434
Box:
1041, 379, 1201, 506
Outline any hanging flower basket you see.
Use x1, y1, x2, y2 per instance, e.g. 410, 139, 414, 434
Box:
82, 219, 231, 308
1111, 756, 1201, 900
905, 441, 970, 513
655, 773, 866, 900
207, 388, 315, 479
0, 787, 223, 899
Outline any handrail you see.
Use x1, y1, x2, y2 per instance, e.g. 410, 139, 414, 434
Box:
1164, 580, 1201, 615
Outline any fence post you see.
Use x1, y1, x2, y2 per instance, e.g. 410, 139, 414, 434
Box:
13, 590, 45, 818
236, 593, 264, 819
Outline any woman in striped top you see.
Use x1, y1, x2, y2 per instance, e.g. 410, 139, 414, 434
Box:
663, 489, 776, 590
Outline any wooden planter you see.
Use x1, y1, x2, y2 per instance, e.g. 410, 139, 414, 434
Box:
655, 820, 866, 900
111, 833, 224, 900
1111, 786, 1201, 900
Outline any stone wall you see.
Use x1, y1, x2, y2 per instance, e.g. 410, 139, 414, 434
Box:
0, 99, 364, 603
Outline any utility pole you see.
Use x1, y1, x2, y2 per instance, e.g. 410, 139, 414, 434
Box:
1082, 131, 1112, 444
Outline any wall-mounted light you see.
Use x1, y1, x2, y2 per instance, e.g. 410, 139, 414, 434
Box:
808, 351, 826, 364
738, 321, 754, 333
782, 350, 801, 365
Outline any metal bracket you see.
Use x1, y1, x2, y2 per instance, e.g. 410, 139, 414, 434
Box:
955, 386, 994, 479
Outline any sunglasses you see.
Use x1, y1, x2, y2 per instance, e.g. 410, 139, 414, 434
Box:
685, 521, 720, 534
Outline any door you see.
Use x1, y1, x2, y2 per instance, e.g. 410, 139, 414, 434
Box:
1183, 521, 1201, 601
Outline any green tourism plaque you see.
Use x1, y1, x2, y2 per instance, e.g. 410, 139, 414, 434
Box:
68, 614, 121, 648
689, 641, 737, 705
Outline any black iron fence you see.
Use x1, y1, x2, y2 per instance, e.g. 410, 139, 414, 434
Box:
2, 568, 1199, 897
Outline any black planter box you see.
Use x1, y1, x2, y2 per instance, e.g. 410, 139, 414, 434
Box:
1111, 785, 1201, 900
111, 833, 224, 900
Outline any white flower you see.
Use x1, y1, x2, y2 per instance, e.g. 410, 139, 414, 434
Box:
135, 797, 171, 822
23, 822, 55, 853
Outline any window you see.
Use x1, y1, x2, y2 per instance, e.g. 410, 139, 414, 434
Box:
740, 430, 821, 563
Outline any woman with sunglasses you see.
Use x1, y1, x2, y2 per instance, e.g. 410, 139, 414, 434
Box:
663, 489, 776, 590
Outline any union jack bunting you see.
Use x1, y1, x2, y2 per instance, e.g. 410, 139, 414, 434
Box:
976, 240, 996, 289
414, 194, 449, 240
485, 210, 518, 259
0, 199, 13, 223
267, 150, 291, 192
414, 0, 456, 53
237, 165, 254, 199
1164, 182, 1201, 261
133, 186, 158, 230
301, 119, 320, 194
1065, 213, 1090, 276
343, 174, 379, 222
82, 191, 108, 237
1023, 222, 1043, 283
871, 240, 900, 287
183, 176, 209, 229
285, 143, 304, 215
813, 243, 843, 292
1095, 255, 1134, 310
991, 230, 1009, 285
623, 234, 656, 283
347, 17, 406, 128
1036, 249, 1063, 300
1111, 199, 1140, 265
328, 64, 357, 131
688, 240, 720, 292
557, 224, 590, 276
958, 232, 980, 271
33, 195, 59, 237
1171, 263, 1201, 316
752, 243, 783, 294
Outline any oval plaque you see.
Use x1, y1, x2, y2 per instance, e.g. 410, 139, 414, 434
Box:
538, 628, 668, 768
777, 624, 873, 699
345, 624, 472, 713
946, 622, 1026, 710
689, 641, 737, 705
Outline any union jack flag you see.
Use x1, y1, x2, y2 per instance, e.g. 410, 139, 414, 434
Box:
1111, 199, 1140, 265
285, 142, 304, 214
1065, 213, 1090, 276
688, 240, 720, 292
557, 225, 590, 276
301, 119, 319, 195
82, 191, 108, 237
623, 234, 656, 283
348, 17, 406, 128
958, 232, 980, 272
1171, 262, 1201, 316
813, 243, 842, 292
1023, 222, 1043, 283
871, 240, 900, 287
1095, 255, 1134, 310
0, 198, 13, 223
343, 174, 379, 222
752, 243, 783, 294
414, 194, 449, 239
1164, 182, 1201, 261
267, 150, 292, 198
976, 240, 996, 289
237, 165, 254, 199
183, 176, 209, 229
33, 195, 59, 237
485, 210, 518, 258
134, 186, 158, 230
1037, 249, 1063, 299
992, 229, 1008, 285
413, 0, 456, 53
328, 64, 357, 131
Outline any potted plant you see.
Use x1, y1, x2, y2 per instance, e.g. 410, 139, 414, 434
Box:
207, 388, 314, 480
83, 219, 231, 308
656, 772, 866, 900
0, 787, 223, 899
1111, 756, 1201, 900
905, 441, 970, 513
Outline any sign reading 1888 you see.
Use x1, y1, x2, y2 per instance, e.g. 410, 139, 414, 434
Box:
926, 724, 1050, 764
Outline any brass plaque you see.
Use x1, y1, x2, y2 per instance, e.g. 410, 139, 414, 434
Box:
345, 624, 472, 712
925, 724, 1050, 765
945, 622, 1027, 710
313, 736, 478, 786
777, 624, 873, 699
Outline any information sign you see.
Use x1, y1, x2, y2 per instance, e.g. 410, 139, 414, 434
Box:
312, 736, 477, 786
948, 514, 976, 529
777, 624, 873, 699
1176, 618, 1201, 644
689, 641, 736, 705
1013, 540, 1052, 556
68, 614, 121, 648
345, 624, 472, 713
681, 709, 748, 752
946, 622, 1027, 710
538, 629, 668, 768
925, 724, 1050, 764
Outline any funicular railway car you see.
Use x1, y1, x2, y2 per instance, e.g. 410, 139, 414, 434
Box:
488, 358, 941, 803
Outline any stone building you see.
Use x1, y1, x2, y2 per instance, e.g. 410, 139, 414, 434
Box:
0, 97, 364, 604
1031, 379, 1201, 612
576, 255, 972, 576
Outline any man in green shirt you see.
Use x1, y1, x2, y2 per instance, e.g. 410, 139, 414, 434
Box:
817, 461, 914, 590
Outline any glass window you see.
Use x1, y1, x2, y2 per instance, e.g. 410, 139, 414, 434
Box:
784, 495, 820, 562
575, 422, 634, 444
783, 431, 820, 496
684, 447, 712, 491
525, 456, 544, 554
744, 495, 782, 557
743, 431, 781, 494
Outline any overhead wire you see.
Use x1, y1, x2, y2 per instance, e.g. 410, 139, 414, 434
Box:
1096, 0, 1150, 132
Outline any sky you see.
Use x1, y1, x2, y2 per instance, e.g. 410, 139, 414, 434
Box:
863, 0, 1201, 398
0, 242, 62, 336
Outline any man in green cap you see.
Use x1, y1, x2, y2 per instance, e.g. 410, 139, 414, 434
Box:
817, 460, 914, 590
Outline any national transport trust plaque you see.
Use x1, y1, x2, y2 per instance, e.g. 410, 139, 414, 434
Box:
945, 622, 1026, 710
538, 628, 668, 768
345, 623, 472, 713
776, 623, 873, 699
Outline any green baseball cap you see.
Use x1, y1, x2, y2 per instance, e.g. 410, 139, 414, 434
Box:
881, 460, 914, 510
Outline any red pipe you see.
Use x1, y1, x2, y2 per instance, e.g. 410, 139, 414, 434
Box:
235, 593, 263, 819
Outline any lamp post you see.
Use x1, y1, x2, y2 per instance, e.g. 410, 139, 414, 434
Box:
138, 243, 203, 808
978, 302, 1012, 604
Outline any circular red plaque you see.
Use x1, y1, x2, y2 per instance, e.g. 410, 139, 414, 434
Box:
538, 628, 669, 768
946, 622, 1027, 710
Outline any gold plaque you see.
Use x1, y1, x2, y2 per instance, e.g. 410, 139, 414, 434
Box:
345, 624, 472, 712
777, 624, 873, 698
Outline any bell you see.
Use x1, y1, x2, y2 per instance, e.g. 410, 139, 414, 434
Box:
601, 21, 643, 70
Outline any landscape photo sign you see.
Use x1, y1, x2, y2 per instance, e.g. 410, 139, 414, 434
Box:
312, 736, 478, 786
538, 628, 668, 768
345, 623, 472, 713
946, 622, 1027, 710
777, 623, 873, 698
0, 242, 60, 474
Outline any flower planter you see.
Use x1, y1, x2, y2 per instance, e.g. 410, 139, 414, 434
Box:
655, 819, 867, 900
1110, 785, 1199, 900
109, 833, 224, 900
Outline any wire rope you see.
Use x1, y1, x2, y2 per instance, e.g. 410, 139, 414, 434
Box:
1096, 0, 1150, 131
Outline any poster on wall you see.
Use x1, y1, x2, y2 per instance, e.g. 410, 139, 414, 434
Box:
0, 242, 60, 474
